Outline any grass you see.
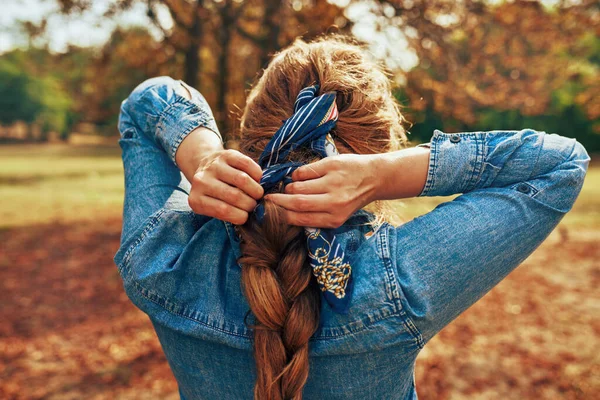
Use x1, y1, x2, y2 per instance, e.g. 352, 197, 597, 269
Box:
0, 144, 124, 229
0, 143, 596, 229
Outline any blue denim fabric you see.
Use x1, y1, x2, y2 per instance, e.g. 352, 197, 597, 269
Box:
114, 76, 590, 400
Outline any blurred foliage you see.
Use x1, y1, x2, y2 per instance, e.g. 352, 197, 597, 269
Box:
53, 0, 347, 133
395, 0, 600, 150
0, 61, 43, 125
0, 52, 72, 138
1, 0, 599, 150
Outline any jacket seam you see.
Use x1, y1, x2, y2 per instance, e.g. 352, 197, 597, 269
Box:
159, 100, 201, 161
419, 132, 439, 196
126, 274, 405, 341
177, 79, 222, 142
380, 224, 425, 349
526, 132, 544, 183
397, 309, 425, 349
129, 279, 253, 339
311, 309, 402, 340
118, 225, 407, 341
465, 133, 486, 192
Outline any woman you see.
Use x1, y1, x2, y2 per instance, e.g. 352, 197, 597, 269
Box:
115, 34, 590, 399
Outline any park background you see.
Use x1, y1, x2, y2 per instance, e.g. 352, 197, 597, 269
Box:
0, 0, 598, 399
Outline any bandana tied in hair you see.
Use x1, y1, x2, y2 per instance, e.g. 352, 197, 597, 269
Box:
254, 84, 354, 315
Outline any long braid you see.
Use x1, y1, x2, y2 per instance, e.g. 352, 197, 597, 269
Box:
235, 33, 408, 399
238, 200, 321, 400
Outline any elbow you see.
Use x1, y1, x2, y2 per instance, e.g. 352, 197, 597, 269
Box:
551, 138, 590, 213
542, 132, 590, 183
129, 76, 179, 99
123, 76, 179, 109
530, 133, 590, 214
565, 139, 590, 188
118, 76, 179, 135
564, 139, 590, 212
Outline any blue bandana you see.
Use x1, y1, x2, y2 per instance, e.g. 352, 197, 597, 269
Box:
254, 84, 354, 315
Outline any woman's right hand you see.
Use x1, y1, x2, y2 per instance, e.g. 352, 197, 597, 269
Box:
265, 154, 380, 228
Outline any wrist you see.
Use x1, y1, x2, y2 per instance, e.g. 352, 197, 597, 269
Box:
369, 147, 431, 201
362, 154, 383, 204
176, 126, 224, 181
367, 152, 395, 202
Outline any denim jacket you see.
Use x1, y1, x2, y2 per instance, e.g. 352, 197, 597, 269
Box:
114, 76, 590, 400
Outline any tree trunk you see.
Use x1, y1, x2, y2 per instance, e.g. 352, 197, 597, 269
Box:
259, 0, 283, 69
216, 15, 233, 136
184, 0, 204, 89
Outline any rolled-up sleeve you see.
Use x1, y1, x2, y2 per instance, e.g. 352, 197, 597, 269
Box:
417, 130, 487, 197
119, 76, 221, 164
117, 76, 222, 245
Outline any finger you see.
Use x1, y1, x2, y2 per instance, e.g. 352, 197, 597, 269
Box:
203, 179, 257, 212
285, 177, 330, 195
217, 164, 264, 200
188, 195, 249, 225
281, 210, 342, 229
291, 159, 331, 181
225, 150, 263, 183
266, 193, 330, 212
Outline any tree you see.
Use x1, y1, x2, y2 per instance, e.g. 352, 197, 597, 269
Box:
0, 53, 72, 139
55, 0, 347, 136
362, 0, 600, 148
79, 27, 176, 133
0, 61, 43, 126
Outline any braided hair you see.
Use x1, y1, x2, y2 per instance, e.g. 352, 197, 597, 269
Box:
236, 33, 407, 399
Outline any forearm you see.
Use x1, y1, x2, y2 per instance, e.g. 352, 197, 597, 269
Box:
371, 146, 431, 200
374, 129, 589, 205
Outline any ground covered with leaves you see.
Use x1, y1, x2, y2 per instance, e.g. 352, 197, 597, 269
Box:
1, 145, 598, 399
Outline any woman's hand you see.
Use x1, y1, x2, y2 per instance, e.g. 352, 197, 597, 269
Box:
266, 146, 431, 228
188, 149, 264, 225
175, 126, 264, 225
265, 154, 379, 228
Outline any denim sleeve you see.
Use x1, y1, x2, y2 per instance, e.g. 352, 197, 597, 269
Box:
392, 129, 590, 345
117, 76, 222, 245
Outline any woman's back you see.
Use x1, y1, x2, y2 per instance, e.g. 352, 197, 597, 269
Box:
116, 208, 420, 399
115, 72, 589, 397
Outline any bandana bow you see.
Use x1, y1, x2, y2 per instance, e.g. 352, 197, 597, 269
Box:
253, 84, 354, 314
